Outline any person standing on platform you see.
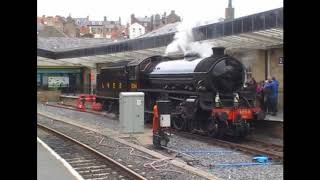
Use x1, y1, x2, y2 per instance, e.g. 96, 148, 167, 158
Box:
263, 78, 272, 114
272, 76, 279, 113
264, 77, 277, 116
256, 81, 265, 111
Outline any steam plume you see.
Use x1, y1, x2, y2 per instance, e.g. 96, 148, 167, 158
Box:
165, 20, 217, 58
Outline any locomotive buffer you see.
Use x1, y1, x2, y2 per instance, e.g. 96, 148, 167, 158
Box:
152, 100, 171, 148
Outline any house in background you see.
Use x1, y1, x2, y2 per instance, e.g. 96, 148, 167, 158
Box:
129, 22, 145, 39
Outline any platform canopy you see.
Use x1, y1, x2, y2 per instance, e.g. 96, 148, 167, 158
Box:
37, 8, 283, 68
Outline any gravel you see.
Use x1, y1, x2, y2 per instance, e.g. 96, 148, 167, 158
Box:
247, 134, 283, 145
160, 134, 283, 180
38, 103, 120, 131
38, 103, 283, 180
38, 115, 206, 180
38, 128, 135, 180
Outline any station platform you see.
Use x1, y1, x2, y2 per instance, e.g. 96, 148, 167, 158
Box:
37, 140, 79, 180
264, 111, 283, 122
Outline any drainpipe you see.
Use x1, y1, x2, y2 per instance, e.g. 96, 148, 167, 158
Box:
267, 49, 271, 78
264, 50, 268, 80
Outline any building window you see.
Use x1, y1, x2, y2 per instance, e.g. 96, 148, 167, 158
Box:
132, 28, 135, 32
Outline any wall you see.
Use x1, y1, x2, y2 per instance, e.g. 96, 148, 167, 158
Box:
82, 67, 91, 93
232, 49, 265, 82
64, 22, 79, 37
231, 48, 283, 111
129, 23, 145, 39
37, 67, 88, 94
37, 90, 61, 102
269, 48, 283, 111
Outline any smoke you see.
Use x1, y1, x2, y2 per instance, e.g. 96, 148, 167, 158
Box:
241, 56, 253, 69
165, 19, 216, 58
226, 49, 255, 69
239, 52, 256, 69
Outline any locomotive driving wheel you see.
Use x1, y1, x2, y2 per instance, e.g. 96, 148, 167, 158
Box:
172, 116, 186, 130
172, 105, 188, 130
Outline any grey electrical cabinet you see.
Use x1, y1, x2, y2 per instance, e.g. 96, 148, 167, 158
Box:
119, 92, 145, 133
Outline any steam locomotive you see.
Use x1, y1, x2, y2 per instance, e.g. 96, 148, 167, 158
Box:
96, 47, 264, 138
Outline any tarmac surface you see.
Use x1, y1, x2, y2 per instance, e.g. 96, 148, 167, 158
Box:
37, 140, 78, 180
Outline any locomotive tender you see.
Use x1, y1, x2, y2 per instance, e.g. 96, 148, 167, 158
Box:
96, 47, 264, 138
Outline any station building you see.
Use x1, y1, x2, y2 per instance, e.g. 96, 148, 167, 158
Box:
37, 8, 283, 110
37, 66, 91, 93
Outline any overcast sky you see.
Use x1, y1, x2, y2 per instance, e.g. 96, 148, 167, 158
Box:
38, 0, 283, 24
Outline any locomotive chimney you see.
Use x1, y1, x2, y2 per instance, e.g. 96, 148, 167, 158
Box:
212, 47, 225, 56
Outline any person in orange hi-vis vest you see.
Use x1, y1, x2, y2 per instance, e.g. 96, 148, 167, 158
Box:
152, 104, 159, 133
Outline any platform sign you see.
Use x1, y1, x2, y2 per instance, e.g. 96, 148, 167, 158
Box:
279, 57, 283, 65
48, 76, 69, 87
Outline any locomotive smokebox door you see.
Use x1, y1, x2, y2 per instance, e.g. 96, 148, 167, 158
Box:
156, 100, 171, 127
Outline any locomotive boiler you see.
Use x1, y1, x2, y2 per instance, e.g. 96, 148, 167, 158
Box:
96, 47, 264, 138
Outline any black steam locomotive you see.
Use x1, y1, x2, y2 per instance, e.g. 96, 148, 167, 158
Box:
96, 47, 264, 138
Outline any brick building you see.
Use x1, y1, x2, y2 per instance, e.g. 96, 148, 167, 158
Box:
63, 16, 80, 37
37, 15, 79, 38
37, 15, 127, 39
130, 10, 181, 33
73, 16, 127, 39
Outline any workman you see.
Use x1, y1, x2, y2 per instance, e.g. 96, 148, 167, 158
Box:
152, 104, 159, 133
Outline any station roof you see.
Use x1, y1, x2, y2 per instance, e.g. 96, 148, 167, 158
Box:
37, 8, 283, 68
138, 22, 179, 38
38, 37, 118, 51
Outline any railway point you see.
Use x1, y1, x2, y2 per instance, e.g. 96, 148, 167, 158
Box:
38, 1, 283, 179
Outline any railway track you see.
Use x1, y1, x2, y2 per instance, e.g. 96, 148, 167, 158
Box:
37, 123, 147, 180
42, 103, 117, 120
170, 129, 283, 162
244, 137, 283, 153
41, 103, 283, 161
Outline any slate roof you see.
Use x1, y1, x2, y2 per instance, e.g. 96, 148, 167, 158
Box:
37, 37, 116, 51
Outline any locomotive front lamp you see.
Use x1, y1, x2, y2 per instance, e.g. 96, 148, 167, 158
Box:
215, 93, 221, 107
233, 93, 239, 107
